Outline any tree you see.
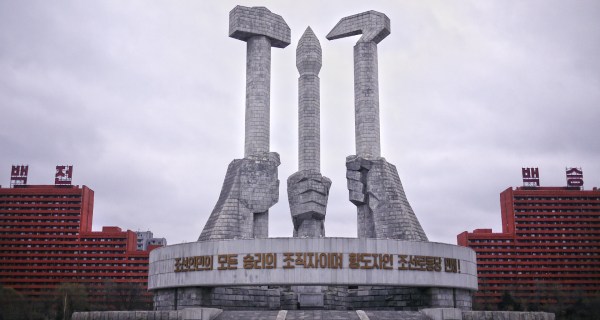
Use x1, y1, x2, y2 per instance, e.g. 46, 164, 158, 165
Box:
53, 283, 89, 320
0, 285, 32, 320
497, 291, 522, 311
96, 280, 152, 311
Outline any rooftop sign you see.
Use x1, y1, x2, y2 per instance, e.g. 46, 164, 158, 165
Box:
566, 167, 584, 189
10, 165, 28, 187
522, 167, 540, 187
55, 165, 73, 185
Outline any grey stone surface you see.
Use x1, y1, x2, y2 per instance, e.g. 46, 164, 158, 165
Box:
327, 11, 427, 241
346, 156, 427, 241
181, 308, 222, 320
72, 309, 223, 320
198, 152, 280, 240
228, 6, 290, 157
421, 308, 462, 320
327, 11, 390, 159
364, 311, 428, 320
149, 238, 477, 290
296, 27, 322, 172
229, 6, 291, 49
198, 6, 289, 241
462, 311, 555, 320
276, 310, 287, 320
287, 27, 331, 238
327, 11, 390, 44
287, 170, 331, 237
72, 309, 555, 320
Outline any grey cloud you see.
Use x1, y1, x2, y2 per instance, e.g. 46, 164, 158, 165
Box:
1, 0, 599, 245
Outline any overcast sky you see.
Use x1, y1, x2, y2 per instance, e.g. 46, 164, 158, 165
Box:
1, 1, 599, 245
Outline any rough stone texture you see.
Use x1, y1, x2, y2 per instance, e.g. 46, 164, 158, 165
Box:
346, 156, 428, 241
197, 6, 289, 241
285, 310, 361, 320
327, 11, 391, 44
72, 309, 555, 320
296, 27, 322, 172
228, 6, 290, 157
71, 310, 221, 320
244, 35, 272, 157
365, 311, 429, 320
150, 239, 477, 290
462, 311, 555, 320
287, 27, 331, 238
198, 152, 280, 240
153, 286, 472, 312
421, 308, 462, 320
327, 11, 390, 159
287, 170, 331, 237
327, 12, 427, 241
154, 287, 281, 311
213, 310, 281, 320
229, 6, 291, 48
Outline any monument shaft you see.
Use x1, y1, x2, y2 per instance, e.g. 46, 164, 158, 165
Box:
298, 74, 320, 171
328, 11, 428, 241
245, 36, 272, 157
199, 6, 289, 241
288, 27, 330, 238
354, 42, 380, 158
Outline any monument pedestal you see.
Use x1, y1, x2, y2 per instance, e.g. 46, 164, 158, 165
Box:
149, 238, 477, 311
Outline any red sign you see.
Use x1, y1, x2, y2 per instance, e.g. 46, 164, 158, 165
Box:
55, 165, 73, 185
10, 165, 29, 187
566, 167, 583, 188
522, 167, 540, 187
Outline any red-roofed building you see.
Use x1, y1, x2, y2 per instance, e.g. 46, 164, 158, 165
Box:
458, 185, 600, 308
0, 184, 164, 309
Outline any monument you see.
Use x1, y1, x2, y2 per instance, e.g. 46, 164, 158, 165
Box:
71, 5, 558, 320
327, 11, 427, 241
198, 6, 289, 241
148, 6, 477, 312
287, 27, 331, 238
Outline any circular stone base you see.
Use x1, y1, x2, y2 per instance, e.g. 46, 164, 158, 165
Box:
149, 238, 477, 310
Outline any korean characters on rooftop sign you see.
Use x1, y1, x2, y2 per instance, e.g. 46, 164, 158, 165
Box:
55, 165, 73, 185
10, 165, 29, 187
522, 167, 540, 187
566, 167, 584, 189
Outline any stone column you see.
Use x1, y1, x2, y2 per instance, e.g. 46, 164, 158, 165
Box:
328, 11, 428, 241
297, 27, 321, 171
287, 27, 331, 238
198, 6, 289, 241
245, 36, 271, 157
354, 41, 380, 158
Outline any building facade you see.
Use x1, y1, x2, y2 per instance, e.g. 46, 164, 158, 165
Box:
136, 231, 167, 251
458, 183, 600, 308
0, 183, 162, 309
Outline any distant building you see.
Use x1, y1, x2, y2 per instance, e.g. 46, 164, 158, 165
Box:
458, 172, 600, 308
136, 231, 167, 251
0, 183, 165, 309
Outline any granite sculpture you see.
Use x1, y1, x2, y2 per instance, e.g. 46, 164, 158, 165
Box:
198, 6, 290, 241
287, 27, 331, 238
327, 11, 428, 241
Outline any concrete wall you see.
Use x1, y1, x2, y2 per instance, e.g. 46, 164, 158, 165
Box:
153, 286, 473, 311
71, 308, 222, 320
72, 308, 555, 320
149, 238, 478, 290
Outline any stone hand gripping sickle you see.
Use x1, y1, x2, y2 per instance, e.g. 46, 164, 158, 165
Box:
198, 6, 290, 241
328, 11, 428, 241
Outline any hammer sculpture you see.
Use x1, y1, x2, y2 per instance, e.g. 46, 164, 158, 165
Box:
199, 6, 290, 240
